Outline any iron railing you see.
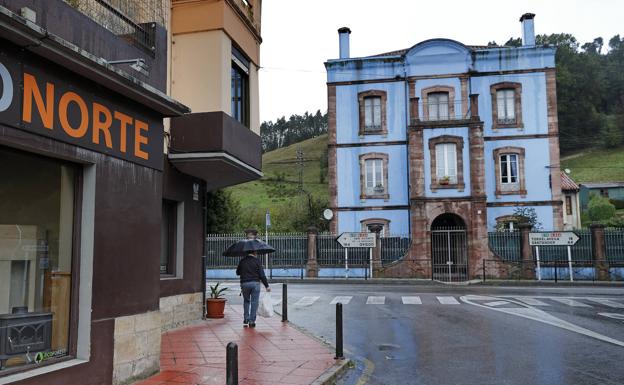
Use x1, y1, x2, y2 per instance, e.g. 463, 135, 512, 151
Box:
531, 230, 592, 262
605, 228, 624, 262
482, 259, 624, 282
380, 234, 411, 265
488, 231, 522, 261
420, 99, 471, 121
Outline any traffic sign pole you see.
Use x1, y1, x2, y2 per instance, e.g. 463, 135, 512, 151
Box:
344, 248, 349, 279
535, 246, 541, 281
567, 246, 573, 282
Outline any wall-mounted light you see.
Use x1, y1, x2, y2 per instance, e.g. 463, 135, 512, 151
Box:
106, 58, 149, 77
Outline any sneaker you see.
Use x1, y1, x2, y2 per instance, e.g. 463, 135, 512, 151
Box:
249, 322, 256, 328
243, 320, 249, 327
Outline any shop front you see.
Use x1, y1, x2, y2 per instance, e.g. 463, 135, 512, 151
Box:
0, 13, 188, 384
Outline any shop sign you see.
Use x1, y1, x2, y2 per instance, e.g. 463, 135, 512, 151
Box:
0, 44, 163, 169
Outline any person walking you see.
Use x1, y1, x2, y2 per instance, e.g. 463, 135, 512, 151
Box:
236, 251, 271, 327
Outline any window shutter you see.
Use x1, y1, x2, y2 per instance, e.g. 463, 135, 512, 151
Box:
439, 93, 449, 119
373, 97, 381, 127
447, 144, 457, 181
505, 90, 515, 119
364, 98, 373, 128
496, 91, 506, 119
509, 154, 518, 183
435, 144, 445, 178
365, 160, 373, 188
375, 159, 383, 186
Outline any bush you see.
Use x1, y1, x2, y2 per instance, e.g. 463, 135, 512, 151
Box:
588, 194, 616, 222
609, 198, 624, 210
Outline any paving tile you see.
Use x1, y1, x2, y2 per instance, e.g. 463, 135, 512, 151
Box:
134, 305, 335, 385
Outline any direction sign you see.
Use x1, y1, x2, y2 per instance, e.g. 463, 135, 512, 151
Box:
529, 232, 579, 246
336, 232, 376, 248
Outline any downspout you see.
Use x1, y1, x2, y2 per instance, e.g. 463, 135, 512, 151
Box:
403, 59, 411, 238
201, 182, 207, 320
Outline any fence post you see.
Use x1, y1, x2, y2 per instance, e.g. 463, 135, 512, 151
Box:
282, 283, 288, 322
306, 226, 319, 278
369, 225, 383, 276
482, 259, 486, 281
591, 223, 609, 281
226, 342, 238, 385
518, 224, 535, 280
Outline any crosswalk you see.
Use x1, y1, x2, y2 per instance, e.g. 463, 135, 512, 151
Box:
267, 295, 624, 309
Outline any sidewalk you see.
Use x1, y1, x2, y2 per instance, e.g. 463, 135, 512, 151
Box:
134, 305, 343, 385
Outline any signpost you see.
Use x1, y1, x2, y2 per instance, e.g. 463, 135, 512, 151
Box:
529, 232, 580, 282
336, 232, 376, 279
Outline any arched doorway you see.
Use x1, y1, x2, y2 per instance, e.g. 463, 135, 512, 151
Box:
431, 213, 468, 281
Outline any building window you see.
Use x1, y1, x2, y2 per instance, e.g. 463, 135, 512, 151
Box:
421, 86, 455, 121
495, 215, 524, 232
435, 143, 457, 184
600, 189, 609, 198
161, 200, 184, 278
490, 82, 523, 129
428, 135, 465, 191
360, 218, 390, 236
0, 147, 78, 373
358, 90, 387, 136
427, 92, 449, 121
565, 195, 573, 216
364, 96, 382, 132
231, 46, 250, 127
359, 153, 389, 200
493, 147, 527, 197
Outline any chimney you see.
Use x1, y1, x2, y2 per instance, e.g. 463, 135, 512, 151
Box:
520, 13, 536, 46
338, 27, 351, 59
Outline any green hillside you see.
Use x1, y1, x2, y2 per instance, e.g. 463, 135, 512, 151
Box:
561, 147, 624, 183
226, 134, 329, 231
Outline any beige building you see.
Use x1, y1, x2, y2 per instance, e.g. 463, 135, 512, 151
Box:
169, 0, 262, 134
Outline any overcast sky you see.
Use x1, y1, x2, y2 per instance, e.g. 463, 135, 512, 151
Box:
258, 0, 623, 123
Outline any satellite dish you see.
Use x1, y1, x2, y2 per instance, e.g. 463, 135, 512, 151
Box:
323, 209, 333, 220
564, 168, 571, 174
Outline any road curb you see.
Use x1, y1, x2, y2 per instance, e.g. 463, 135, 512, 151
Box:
311, 358, 351, 385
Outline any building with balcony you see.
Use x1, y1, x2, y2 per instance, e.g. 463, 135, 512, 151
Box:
0, 0, 263, 384
325, 14, 563, 280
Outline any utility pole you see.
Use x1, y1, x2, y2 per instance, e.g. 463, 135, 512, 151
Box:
296, 147, 304, 193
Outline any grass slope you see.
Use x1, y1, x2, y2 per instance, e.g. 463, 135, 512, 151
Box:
226, 134, 329, 221
561, 147, 624, 183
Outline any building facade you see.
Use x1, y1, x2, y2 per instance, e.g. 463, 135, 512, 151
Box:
326, 14, 563, 280
0, 0, 262, 384
561, 172, 581, 230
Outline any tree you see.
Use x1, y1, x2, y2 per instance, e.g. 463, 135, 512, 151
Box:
587, 194, 616, 222
205, 189, 241, 233
512, 207, 543, 230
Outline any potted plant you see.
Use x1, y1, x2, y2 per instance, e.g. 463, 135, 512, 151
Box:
439, 176, 450, 185
206, 283, 228, 318
373, 183, 385, 193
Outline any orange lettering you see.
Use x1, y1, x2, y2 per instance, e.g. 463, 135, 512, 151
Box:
114, 111, 132, 153
22, 73, 54, 129
59, 92, 88, 138
92, 103, 113, 148
134, 119, 149, 160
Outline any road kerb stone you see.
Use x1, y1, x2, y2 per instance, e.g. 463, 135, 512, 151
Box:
311, 358, 352, 385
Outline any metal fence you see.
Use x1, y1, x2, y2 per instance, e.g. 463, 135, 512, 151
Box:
317, 233, 370, 268
483, 260, 624, 282
205, 233, 247, 268
605, 229, 624, 262
488, 231, 522, 261
380, 234, 411, 265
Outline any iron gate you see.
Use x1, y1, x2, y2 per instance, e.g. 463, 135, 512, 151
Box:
431, 227, 468, 282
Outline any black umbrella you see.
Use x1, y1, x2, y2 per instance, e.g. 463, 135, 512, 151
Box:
222, 239, 276, 256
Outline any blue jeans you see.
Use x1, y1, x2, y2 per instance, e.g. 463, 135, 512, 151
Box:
241, 281, 261, 322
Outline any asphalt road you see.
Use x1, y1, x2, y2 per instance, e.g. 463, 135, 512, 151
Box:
221, 283, 624, 385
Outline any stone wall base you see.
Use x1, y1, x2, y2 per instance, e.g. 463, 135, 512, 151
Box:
160, 292, 203, 332
112, 310, 161, 385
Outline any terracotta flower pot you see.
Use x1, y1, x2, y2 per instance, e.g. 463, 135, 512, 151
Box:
206, 298, 227, 318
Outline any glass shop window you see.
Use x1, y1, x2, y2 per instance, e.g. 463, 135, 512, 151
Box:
0, 147, 77, 373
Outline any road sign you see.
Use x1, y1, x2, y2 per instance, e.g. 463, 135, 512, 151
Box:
336, 232, 376, 248
529, 232, 579, 246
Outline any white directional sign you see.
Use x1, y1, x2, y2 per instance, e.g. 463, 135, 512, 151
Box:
336, 232, 376, 248
529, 232, 579, 246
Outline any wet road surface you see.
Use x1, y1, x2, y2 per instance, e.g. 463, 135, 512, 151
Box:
222, 283, 624, 385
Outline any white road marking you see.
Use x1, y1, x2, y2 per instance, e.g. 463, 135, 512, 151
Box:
294, 296, 320, 306
463, 295, 497, 301
599, 313, 624, 321
437, 296, 460, 305
461, 296, 624, 348
515, 297, 550, 306
588, 299, 624, 308
401, 296, 422, 305
366, 296, 385, 305
484, 301, 509, 307
550, 298, 592, 307
330, 296, 353, 305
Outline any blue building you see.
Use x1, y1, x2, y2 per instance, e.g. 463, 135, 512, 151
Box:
325, 14, 563, 280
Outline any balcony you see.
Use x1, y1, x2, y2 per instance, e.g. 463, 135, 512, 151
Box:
168, 112, 263, 189
410, 94, 481, 127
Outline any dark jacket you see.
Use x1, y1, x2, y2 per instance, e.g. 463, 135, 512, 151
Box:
236, 255, 269, 288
